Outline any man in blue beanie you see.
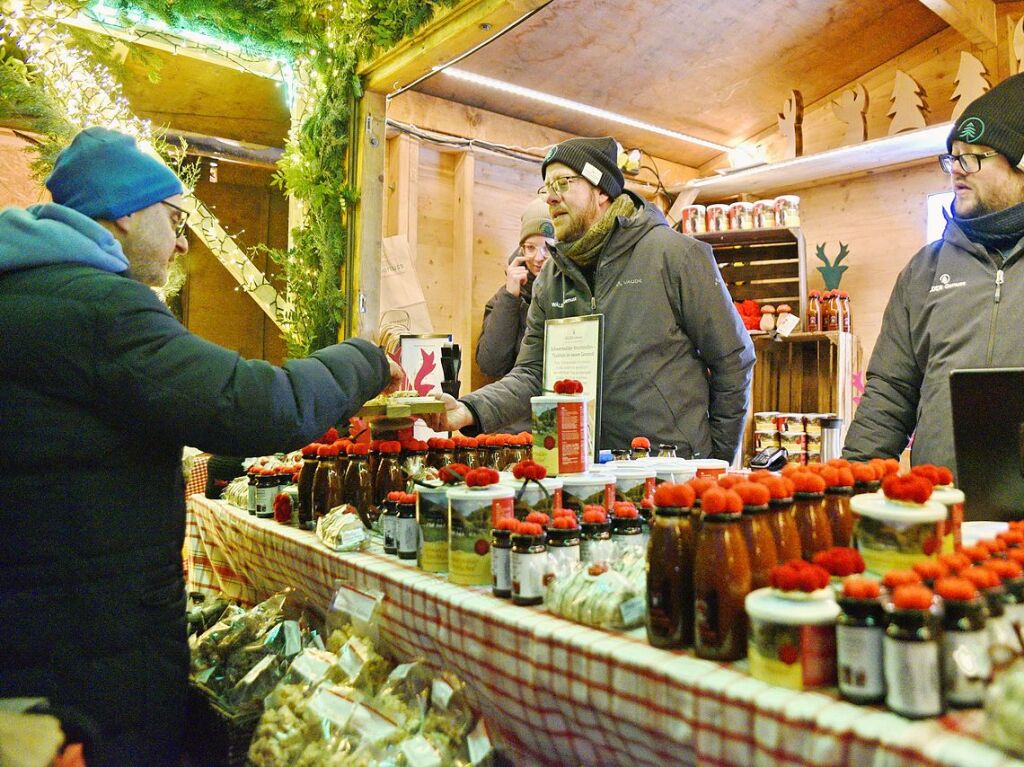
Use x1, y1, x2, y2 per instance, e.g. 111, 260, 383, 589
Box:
844, 73, 1024, 475
0, 127, 401, 766
430, 136, 756, 461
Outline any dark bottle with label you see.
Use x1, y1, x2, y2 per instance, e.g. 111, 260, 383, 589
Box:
373, 441, 404, 518
646, 504, 696, 648
940, 589, 989, 708
883, 590, 945, 719
341, 443, 373, 524
836, 588, 887, 704
381, 492, 400, 555
310, 445, 343, 523
492, 527, 513, 598
396, 494, 419, 561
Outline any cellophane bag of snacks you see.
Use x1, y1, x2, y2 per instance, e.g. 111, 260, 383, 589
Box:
249, 584, 497, 766
544, 550, 647, 630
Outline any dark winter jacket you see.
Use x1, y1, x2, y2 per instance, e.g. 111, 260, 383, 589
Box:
475, 248, 534, 433
0, 203, 388, 766
844, 214, 1024, 474
462, 195, 756, 460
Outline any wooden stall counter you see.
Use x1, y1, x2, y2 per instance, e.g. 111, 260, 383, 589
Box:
185, 495, 1023, 767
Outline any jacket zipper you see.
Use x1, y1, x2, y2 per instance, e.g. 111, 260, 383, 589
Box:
986, 268, 1004, 364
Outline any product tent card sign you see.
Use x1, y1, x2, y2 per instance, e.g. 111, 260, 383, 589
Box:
399, 333, 451, 440
542, 314, 604, 462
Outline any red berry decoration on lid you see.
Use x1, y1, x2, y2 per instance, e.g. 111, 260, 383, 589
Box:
687, 477, 717, 498
850, 463, 876, 484
652, 482, 696, 509
494, 517, 519, 532
791, 471, 827, 495
552, 379, 584, 395
998, 530, 1024, 547
911, 558, 949, 582
700, 487, 743, 515
439, 463, 470, 485
465, 467, 501, 487
882, 474, 933, 504
891, 584, 934, 611
842, 576, 881, 600
986, 558, 1023, 582
581, 505, 609, 524
979, 537, 1008, 555
516, 521, 545, 537
733, 481, 771, 508
961, 544, 990, 564
550, 516, 579, 529
769, 560, 830, 592
812, 547, 865, 577
612, 501, 639, 519
525, 511, 551, 527
882, 569, 922, 590
934, 577, 979, 602
909, 464, 942, 486
630, 436, 651, 449
960, 566, 1001, 590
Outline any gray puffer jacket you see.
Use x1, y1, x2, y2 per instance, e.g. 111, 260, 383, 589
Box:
462, 194, 755, 460
843, 216, 1024, 474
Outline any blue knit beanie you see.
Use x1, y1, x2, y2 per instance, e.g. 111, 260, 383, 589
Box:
46, 127, 183, 219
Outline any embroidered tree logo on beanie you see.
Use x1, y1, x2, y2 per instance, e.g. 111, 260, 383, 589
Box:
958, 117, 985, 143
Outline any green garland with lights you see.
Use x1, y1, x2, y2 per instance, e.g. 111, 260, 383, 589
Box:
3, 0, 458, 356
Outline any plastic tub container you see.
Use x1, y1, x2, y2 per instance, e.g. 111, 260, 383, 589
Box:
560, 471, 616, 511
850, 493, 946, 575
447, 485, 514, 585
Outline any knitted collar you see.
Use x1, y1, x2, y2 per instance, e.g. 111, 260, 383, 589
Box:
952, 200, 1024, 254
559, 194, 636, 269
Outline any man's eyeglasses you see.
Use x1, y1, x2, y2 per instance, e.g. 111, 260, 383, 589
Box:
161, 200, 189, 237
937, 151, 999, 174
537, 174, 585, 196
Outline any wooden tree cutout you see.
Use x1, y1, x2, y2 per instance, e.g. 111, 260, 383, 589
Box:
888, 70, 927, 135
777, 90, 804, 159
1014, 16, 1024, 74
832, 83, 868, 146
951, 52, 990, 120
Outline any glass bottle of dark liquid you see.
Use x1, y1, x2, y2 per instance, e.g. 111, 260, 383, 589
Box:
693, 500, 751, 661
740, 496, 779, 591
823, 475, 855, 548
311, 444, 343, 524
765, 481, 802, 563
646, 503, 696, 648
341, 443, 373, 525
374, 441, 404, 518
792, 473, 833, 560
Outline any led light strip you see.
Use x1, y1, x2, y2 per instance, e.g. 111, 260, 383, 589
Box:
440, 66, 731, 153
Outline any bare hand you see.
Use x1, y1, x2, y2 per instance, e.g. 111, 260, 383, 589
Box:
381, 358, 405, 395
422, 393, 474, 433
505, 255, 529, 297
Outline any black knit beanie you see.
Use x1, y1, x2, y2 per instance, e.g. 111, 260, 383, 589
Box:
948, 73, 1024, 168
541, 137, 624, 198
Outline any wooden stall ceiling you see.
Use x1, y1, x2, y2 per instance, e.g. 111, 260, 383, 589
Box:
118, 46, 291, 148
182, 160, 288, 364
413, 0, 948, 169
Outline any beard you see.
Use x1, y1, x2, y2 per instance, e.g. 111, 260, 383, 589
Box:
553, 195, 601, 243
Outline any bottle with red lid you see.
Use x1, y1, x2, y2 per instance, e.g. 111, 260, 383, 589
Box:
791, 470, 833, 559
693, 487, 751, 661
836, 576, 886, 704
311, 445, 343, 523
821, 464, 855, 548
807, 290, 822, 333
757, 475, 802, 563
341, 443, 373, 525
883, 583, 945, 718
646, 483, 697, 649
935, 576, 990, 708
373, 441, 405, 519
734, 481, 778, 591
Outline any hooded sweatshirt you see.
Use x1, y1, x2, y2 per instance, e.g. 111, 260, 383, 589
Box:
0, 203, 387, 765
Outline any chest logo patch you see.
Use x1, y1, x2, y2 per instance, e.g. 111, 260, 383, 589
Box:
930, 273, 966, 293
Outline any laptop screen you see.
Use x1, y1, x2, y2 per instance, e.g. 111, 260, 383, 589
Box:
949, 368, 1024, 522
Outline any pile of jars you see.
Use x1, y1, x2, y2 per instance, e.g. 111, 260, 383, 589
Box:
679, 195, 801, 235
806, 289, 852, 333
245, 459, 302, 520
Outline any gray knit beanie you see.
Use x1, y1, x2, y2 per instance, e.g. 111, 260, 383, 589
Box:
541, 137, 624, 198
948, 73, 1024, 168
519, 197, 554, 243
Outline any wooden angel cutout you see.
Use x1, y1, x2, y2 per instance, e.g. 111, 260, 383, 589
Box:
888, 70, 927, 135
832, 83, 868, 146
778, 90, 803, 159
1014, 16, 1024, 75
951, 52, 990, 120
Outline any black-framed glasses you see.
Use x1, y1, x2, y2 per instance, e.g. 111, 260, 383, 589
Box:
161, 200, 189, 237
537, 174, 585, 196
938, 151, 999, 174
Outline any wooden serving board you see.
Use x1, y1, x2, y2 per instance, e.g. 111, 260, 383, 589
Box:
357, 397, 446, 418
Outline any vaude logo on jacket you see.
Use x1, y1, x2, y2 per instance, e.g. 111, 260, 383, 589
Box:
551, 295, 578, 309
929, 272, 967, 293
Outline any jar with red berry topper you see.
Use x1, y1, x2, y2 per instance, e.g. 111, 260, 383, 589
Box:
630, 436, 651, 460
547, 509, 582, 574
426, 438, 455, 471
610, 502, 644, 551
963, 565, 1020, 653
693, 486, 752, 661
341, 443, 373, 527
758, 475, 802, 563
911, 464, 962, 553
790, 470, 833, 560
911, 558, 950, 589
883, 583, 945, 718
580, 505, 612, 563
254, 467, 280, 519
735, 481, 779, 591
296, 443, 322, 530
646, 482, 697, 649
836, 576, 887, 704
381, 491, 401, 556
395, 492, 419, 561
745, 561, 839, 690
561, 471, 615, 514
400, 440, 428, 486
491, 517, 518, 598
246, 463, 260, 516
821, 463, 855, 548
507, 459, 563, 520
987, 558, 1024, 651
510, 521, 548, 606
447, 468, 512, 586
453, 436, 481, 469
373, 441, 404, 517
507, 432, 532, 467
311, 445, 343, 523
935, 576, 990, 708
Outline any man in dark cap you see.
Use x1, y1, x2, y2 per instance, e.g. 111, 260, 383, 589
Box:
844, 73, 1024, 473
433, 136, 755, 460
0, 127, 400, 766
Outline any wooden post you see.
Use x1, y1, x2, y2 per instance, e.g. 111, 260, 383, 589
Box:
385, 134, 420, 255
917, 0, 998, 49
453, 151, 476, 387
348, 90, 388, 340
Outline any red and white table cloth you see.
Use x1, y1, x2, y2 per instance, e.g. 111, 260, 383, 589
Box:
185, 495, 1023, 767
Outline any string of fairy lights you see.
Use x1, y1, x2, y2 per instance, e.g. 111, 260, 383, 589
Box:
1, 0, 291, 327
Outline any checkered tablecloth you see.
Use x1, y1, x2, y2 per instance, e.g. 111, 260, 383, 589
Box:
185, 495, 1024, 767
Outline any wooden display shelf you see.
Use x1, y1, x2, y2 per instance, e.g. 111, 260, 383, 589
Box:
745, 330, 862, 462
693, 227, 806, 322
680, 122, 952, 201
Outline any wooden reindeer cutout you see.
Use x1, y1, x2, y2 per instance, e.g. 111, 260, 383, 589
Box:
778, 90, 804, 159
833, 83, 868, 146
951, 52, 990, 120
888, 70, 928, 135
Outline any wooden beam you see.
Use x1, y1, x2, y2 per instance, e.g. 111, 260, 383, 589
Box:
385, 134, 421, 258
349, 91, 388, 340
918, 0, 998, 47
359, 0, 550, 94
452, 152, 476, 387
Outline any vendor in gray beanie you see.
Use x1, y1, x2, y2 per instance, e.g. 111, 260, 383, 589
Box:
845, 72, 1024, 475
0, 127, 400, 767
431, 133, 755, 464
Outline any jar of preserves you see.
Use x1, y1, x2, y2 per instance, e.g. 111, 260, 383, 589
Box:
491, 521, 515, 598
254, 467, 279, 519
728, 201, 755, 230
823, 469, 855, 548
774, 195, 801, 227
453, 436, 481, 469
935, 577, 990, 708
646, 489, 696, 648
426, 438, 455, 470
546, 521, 581, 573
396, 493, 419, 561
381, 492, 400, 555
511, 523, 547, 606
694, 491, 751, 661
580, 505, 613, 563
246, 465, 260, 516
883, 584, 945, 718
791, 472, 833, 560
416, 483, 449, 574
296, 444, 320, 530
836, 577, 887, 704
401, 440, 428, 485
311, 446, 343, 523
753, 199, 777, 229
706, 203, 729, 233
738, 487, 779, 591
765, 481, 803, 563
341, 443, 373, 525
680, 204, 707, 235
611, 503, 644, 551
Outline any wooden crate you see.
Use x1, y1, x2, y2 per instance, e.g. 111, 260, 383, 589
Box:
693, 227, 807, 322
745, 331, 862, 461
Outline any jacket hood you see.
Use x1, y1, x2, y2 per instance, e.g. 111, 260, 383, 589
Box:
0, 203, 129, 277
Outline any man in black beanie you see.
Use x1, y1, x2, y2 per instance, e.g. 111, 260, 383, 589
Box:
845, 73, 1024, 474
431, 136, 756, 461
